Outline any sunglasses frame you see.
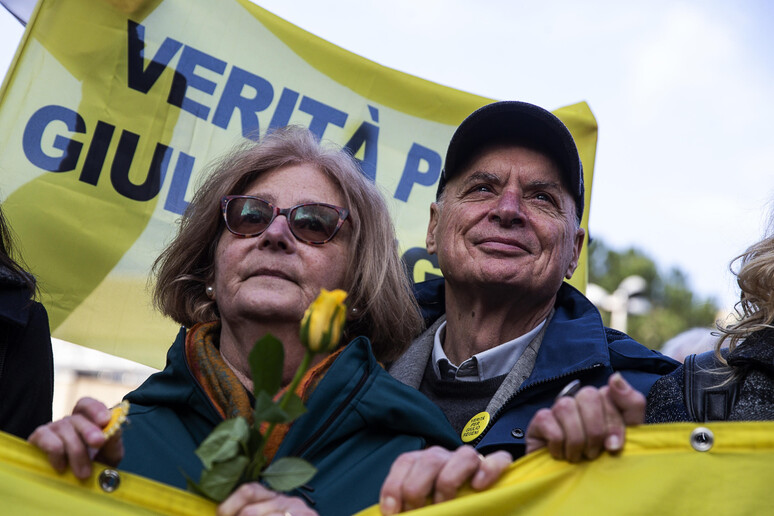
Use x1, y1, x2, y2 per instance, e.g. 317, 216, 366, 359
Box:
221, 195, 350, 245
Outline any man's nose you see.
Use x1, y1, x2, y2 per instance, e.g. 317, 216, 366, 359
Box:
489, 191, 524, 227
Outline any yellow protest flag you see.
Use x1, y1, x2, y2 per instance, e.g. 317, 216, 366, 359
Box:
0, 0, 596, 367
357, 421, 774, 516
0, 430, 216, 515
6, 422, 772, 514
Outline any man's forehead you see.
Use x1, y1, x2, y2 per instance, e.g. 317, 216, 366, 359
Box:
456, 144, 562, 181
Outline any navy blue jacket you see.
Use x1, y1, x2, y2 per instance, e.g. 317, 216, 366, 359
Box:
397, 278, 679, 457
123, 329, 460, 515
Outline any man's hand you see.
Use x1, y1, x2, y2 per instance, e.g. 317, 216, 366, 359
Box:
217, 482, 318, 516
28, 397, 124, 479
525, 372, 646, 462
379, 445, 512, 514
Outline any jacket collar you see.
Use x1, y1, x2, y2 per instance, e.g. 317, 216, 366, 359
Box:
727, 329, 774, 377
0, 287, 33, 326
401, 280, 612, 387
526, 283, 610, 382
125, 327, 224, 426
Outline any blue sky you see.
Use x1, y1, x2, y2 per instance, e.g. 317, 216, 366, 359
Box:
2, 0, 773, 311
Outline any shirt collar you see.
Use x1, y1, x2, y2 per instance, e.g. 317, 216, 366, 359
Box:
432, 319, 547, 382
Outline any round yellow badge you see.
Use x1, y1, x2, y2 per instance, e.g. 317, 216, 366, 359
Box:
460, 411, 490, 443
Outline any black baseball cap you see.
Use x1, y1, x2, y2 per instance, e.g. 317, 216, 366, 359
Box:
437, 101, 585, 221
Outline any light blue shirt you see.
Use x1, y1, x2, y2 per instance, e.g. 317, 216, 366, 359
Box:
432, 319, 547, 382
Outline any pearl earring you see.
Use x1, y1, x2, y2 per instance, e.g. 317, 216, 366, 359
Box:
205, 285, 214, 298
350, 306, 359, 316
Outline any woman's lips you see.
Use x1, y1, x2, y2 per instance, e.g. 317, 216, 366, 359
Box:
251, 268, 294, 281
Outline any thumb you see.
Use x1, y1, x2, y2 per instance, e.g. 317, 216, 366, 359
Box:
607, 373, 646, 425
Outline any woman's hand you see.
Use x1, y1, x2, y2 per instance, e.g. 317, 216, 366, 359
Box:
217, 483, 318, 516
379, 445, 512, 515
28, 397, 124, 479
525, 373, 646, 462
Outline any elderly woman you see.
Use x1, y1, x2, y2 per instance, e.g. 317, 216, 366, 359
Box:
524, 226, 774, 461
30, 126, 459, 516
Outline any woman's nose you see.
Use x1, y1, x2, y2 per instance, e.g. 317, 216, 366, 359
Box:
257, 213, 296, 251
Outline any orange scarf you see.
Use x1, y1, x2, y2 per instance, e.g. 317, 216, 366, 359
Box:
185, 321, 344, 461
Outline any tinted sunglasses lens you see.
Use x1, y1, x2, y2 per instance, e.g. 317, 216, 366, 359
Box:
290, 205, 341, 242
227, 198, 273, 235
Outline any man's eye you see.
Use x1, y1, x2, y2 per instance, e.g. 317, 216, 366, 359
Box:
535, 192, 555, 203
468, 184, 493, 194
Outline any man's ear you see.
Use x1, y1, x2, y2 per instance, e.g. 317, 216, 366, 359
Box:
426, 202, 440, 255
565, 226, 586, 279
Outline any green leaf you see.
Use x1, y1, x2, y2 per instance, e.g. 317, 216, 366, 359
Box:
280, 392, 307, 421
249, 334, 284, 398
262, 457, 317, 492
195, 417, 250, 469
197, 455, 250, 502
254, 390, 293, 423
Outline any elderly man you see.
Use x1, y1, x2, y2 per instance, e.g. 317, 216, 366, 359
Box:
380, 101, 678, 514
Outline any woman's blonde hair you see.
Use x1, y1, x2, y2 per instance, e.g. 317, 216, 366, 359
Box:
717, 232, 774, 355
152, 126, 422, 361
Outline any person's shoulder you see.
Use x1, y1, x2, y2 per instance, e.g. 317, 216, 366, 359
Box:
413, 278, 446, 326
607, 327, 679, 364
644, 364, 687, 423
604, 329, 681, 387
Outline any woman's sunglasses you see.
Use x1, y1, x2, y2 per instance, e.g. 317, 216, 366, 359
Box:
221, 195, 350, 245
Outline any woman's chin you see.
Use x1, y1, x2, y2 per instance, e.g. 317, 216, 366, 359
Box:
240, 298, 305, 323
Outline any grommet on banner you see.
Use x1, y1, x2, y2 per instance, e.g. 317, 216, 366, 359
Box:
99, 469, 121, 493
690, 427, 714, 452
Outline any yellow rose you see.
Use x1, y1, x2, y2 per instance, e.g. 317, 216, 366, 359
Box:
300, 289, 348, 353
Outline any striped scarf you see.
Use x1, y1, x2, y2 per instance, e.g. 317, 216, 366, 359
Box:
184, 321, 344, 461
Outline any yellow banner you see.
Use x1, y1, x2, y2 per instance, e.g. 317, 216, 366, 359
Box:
4, 422, 772, 515
0, 0, 596, 367
357, 421, 774, 516
0, 430, 215, 515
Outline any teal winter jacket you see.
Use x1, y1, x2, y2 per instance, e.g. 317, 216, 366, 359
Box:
121, 328, 460, 515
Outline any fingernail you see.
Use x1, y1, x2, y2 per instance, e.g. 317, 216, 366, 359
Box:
611, 372, 628, 392
606, 434, 621, 451
381, 496, 397, 515
474, 469, 486, 484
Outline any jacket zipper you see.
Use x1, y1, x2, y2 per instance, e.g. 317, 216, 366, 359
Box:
292, 365, 370, 457
470, 362, 604, 447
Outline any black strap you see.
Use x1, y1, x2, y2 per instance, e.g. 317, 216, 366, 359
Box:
684, 351, 741, 421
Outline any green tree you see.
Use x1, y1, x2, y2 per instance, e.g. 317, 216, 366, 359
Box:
588, 239, 718, 350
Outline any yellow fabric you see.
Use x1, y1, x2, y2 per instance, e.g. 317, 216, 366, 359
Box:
6, 422, 774, 514
0, 431, 216, 515
357, 421, 774, 516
